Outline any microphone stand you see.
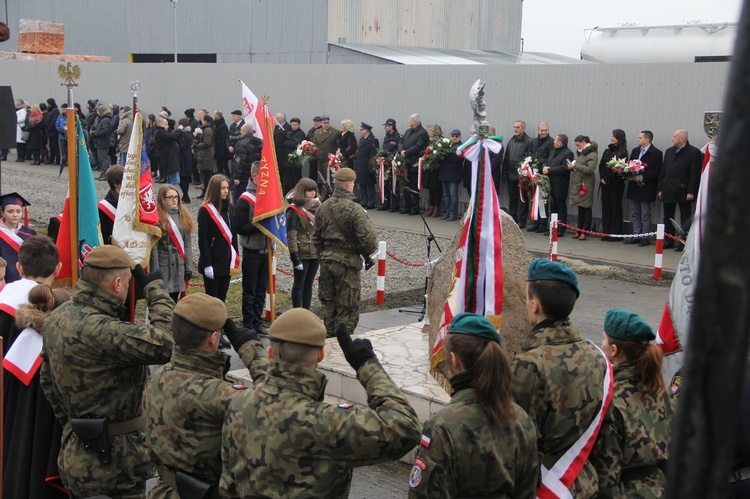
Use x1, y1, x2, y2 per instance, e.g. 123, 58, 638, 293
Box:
398, 189, 442, 321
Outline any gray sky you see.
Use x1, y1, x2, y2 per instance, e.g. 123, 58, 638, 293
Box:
521, 0, 743, 58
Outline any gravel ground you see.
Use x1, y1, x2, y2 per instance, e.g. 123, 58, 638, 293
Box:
2, 159, 440, 311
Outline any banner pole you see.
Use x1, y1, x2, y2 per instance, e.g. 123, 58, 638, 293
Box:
67, 109, 79, 287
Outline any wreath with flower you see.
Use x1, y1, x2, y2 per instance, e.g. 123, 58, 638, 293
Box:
370, 149, 392, 180
287, 140, 321, 165
606, 157, 647, 186
391, 152, 407, 181
421, 137, 458, 171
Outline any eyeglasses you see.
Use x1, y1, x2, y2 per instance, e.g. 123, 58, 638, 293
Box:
165, 195, 180, 200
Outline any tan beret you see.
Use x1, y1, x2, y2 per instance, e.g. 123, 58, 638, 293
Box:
270, 308, 326, 347
174, 293, 227, 332
333, 167, 356, 182
83, 245, 135, 270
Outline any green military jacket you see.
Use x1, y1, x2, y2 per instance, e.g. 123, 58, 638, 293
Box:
511, 319, 614, 498
408, 386, 539, 498
597, 362, 675, 499
220, 357, 421, 498
143, 340, 269, 498
312, 187, 378, 270
40, 278, 174, 496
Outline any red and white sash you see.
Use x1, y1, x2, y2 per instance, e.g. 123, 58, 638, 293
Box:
417, 157, 424, 190
167, 217, 187, 263
0, 225, 25, 253
204, 203, 240, 272
537, 344, 614, 499
1, 278, 45, 385
530, 186, 546, 222
377, 156, 387, 203
287, 203, 309, 221
239, 191, 256, 207
98, 199, 116, 222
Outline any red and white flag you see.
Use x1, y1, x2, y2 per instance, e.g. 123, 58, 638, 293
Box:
240, 80, 266, 142
656, 142, 713, 380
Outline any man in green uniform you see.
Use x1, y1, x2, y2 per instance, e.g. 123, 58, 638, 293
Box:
511, 259, 615, 498
312, 167, 378, 337
143, 293, 269, 498
40, 245, 175, 498
220, 310, 421, 498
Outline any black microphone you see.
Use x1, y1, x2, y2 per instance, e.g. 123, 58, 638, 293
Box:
403, 187, 420, 196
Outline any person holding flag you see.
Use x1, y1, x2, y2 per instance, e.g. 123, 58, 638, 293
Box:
150, 185, 195, 303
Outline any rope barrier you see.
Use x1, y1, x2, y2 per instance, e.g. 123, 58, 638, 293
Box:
557, 221, 656, 239
386, 250, 426, 267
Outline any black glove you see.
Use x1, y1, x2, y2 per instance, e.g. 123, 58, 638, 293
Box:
336, 322, 376, 371
364, 257, 375, 271
290, 252, 303, 269
223, 318, 259, 351
132, 264, 163, 288
184, 270, 193, 281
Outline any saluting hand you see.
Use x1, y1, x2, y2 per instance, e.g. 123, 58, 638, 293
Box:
336, 323, 376, 371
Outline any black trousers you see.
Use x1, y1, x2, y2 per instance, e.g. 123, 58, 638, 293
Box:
663, 201, 693, 236
551, 195, 568, 235
242, 249, 269, 329
600, 182, 625, 236
507, 178, 528, 223
47, 136, 60, 163
204, 275, 230, 301
404, 168, 419, 212
577, 206, 592, 231
291, 258, 319, 310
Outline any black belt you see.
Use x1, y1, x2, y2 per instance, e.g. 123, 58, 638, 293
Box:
620, 464, 660, 482
109, 416, 145, 436
243, 248, 268, 254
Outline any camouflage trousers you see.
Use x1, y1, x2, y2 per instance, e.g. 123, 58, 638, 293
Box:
59, 428, 153, 498
319, 261, 361, 337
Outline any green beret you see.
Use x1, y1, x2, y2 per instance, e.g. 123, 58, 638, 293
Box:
604, 308, 655, 342
174, 293, 227, 332
333, 168, 356, 182
527, 259, 579, 298
448, 312, 502, 346
83, 245, 135, 270
270, 308, 326, 347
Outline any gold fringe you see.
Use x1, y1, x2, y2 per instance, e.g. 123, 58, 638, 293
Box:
53, 277, 72, 289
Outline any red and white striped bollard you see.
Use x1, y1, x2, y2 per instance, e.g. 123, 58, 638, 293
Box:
654, 224, 664, 280
550, 213, 558, 262
376, 241, 386, 305
264, 254, 277, 320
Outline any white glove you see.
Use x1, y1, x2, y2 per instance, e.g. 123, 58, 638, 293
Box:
294, 264, 304, 271
204, 266, 214, 279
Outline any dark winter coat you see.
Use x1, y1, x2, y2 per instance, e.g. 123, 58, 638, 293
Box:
532, 135, 555, 167
626, 145, 663, 202
45, 105, 60, 136
274, 123, 290, 167
197, 203, 236, 278
355, 132, 379, 185
25, 112, 45, 150
399, 125, 429, 168
195, 124, 215, 172
599, 143, 628, 186
546, 145, 574, 201
438, 143, 464, 183
337, 131, 358, 169
284, 128, 307, 158
154, 127, 182, 174
502, 132, 534, 182
178, 129, 194, 178
228, 119, 245, 148
91, 111, 114, 150
213, 117, 229, 163
232, 134, 263, 185
382, 130, 401, 155
657, 142, 703, 203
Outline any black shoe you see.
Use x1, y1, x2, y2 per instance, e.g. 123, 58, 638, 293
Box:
389, 208, 399, 213
219, 335, 232, 349
196, 195, 204, 200
663, 240, 675, 249
675, 243, 685, 251
535, 226, 548, 234
255, 325, 269, 336
600, 236, 609, 241
638, 239, 651, 247
409, 209, 420, 215
376, 205, 389, 211
399, 210, 409, 214
624, 238, 639, 245
183, 197, 191, 204
608, 237, 623, 242
518, 221, 526, 229
526, 224, 539, 232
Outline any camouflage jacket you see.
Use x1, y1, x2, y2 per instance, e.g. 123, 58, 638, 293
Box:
220, 358, 421, 498
597, 362, 675, 499
312, 187, 378, 270
408, 386, 539, 498
39, 278, 174, 495
143, 341, 269, 498
510, 319, 614, 498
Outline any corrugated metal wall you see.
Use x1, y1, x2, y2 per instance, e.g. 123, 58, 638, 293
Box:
1, 60, 728, 222
327, 0, 522, 53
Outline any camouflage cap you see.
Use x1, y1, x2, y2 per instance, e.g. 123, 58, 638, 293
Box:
527, 258, 580, 298
270, 308, 326, 347
333, 168, 356, 182
83, 245, 135, 270
604, 308, 655, 342
448, 312, 502, 346
174, 293, 227, 332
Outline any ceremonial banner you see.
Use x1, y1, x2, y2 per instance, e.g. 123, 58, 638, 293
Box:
112, 112, 161, 266
431, 136, 504, 372
55, 119, 103, 285
656, 142, 713, 380
240, 80, 265, 142
252, 103, 287, 250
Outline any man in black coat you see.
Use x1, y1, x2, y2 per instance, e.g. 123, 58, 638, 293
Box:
658, 129, 702, 251
626, 130, 663, 246
213, 110, 230, 176
283, 118, 306, 193
231, 124, 263, 202
527, 122, 554, 232
398, 114, 429, 215
305, 116, 323, 182
500, 120, 534, 228
542, 134, 574, 236
380, 118, 402, 212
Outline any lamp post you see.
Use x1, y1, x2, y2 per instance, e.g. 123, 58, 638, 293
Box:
171, 0, 177, 63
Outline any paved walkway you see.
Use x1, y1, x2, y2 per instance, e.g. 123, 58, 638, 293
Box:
366, 209, 681, 276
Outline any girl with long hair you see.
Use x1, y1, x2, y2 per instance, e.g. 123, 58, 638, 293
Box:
600, 308, 675, 497
150, 185, 196, 302
408, 313, 538, 498
286, 178, 321, 310
197, 175, 236, 301
599, 129, 629, 241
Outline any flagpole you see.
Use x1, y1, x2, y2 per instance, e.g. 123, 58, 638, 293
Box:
128, 81, 142, 322
58, 64, 81, 287
267, 239, 275, 323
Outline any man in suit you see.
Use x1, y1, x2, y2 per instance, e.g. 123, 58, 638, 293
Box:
657, 129, 702, 251
398, 114, 429, 215
625, 130, 663, 247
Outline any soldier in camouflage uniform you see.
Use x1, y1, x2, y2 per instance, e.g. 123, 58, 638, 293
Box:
220, 309, 421, 498
511, 259, 616, 498
408, 313, 539, 498
40, 245, 175, 498
312, 167, 378, 336
598, 308, 675, 498
143, 293, 269, 498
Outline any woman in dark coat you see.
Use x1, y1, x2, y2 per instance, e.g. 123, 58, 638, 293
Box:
599, 129, 628, 241
195, 115, 215, 200
153, 117, 182, 186
438, 130, 464, 221
354, 122, 379, 209
197, 175, 236, 301
25, 104, 45, 165
177, 118, 195, 204
337, 119, 358, 169
424, 125, 444, 218
542, 134, 574, 237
